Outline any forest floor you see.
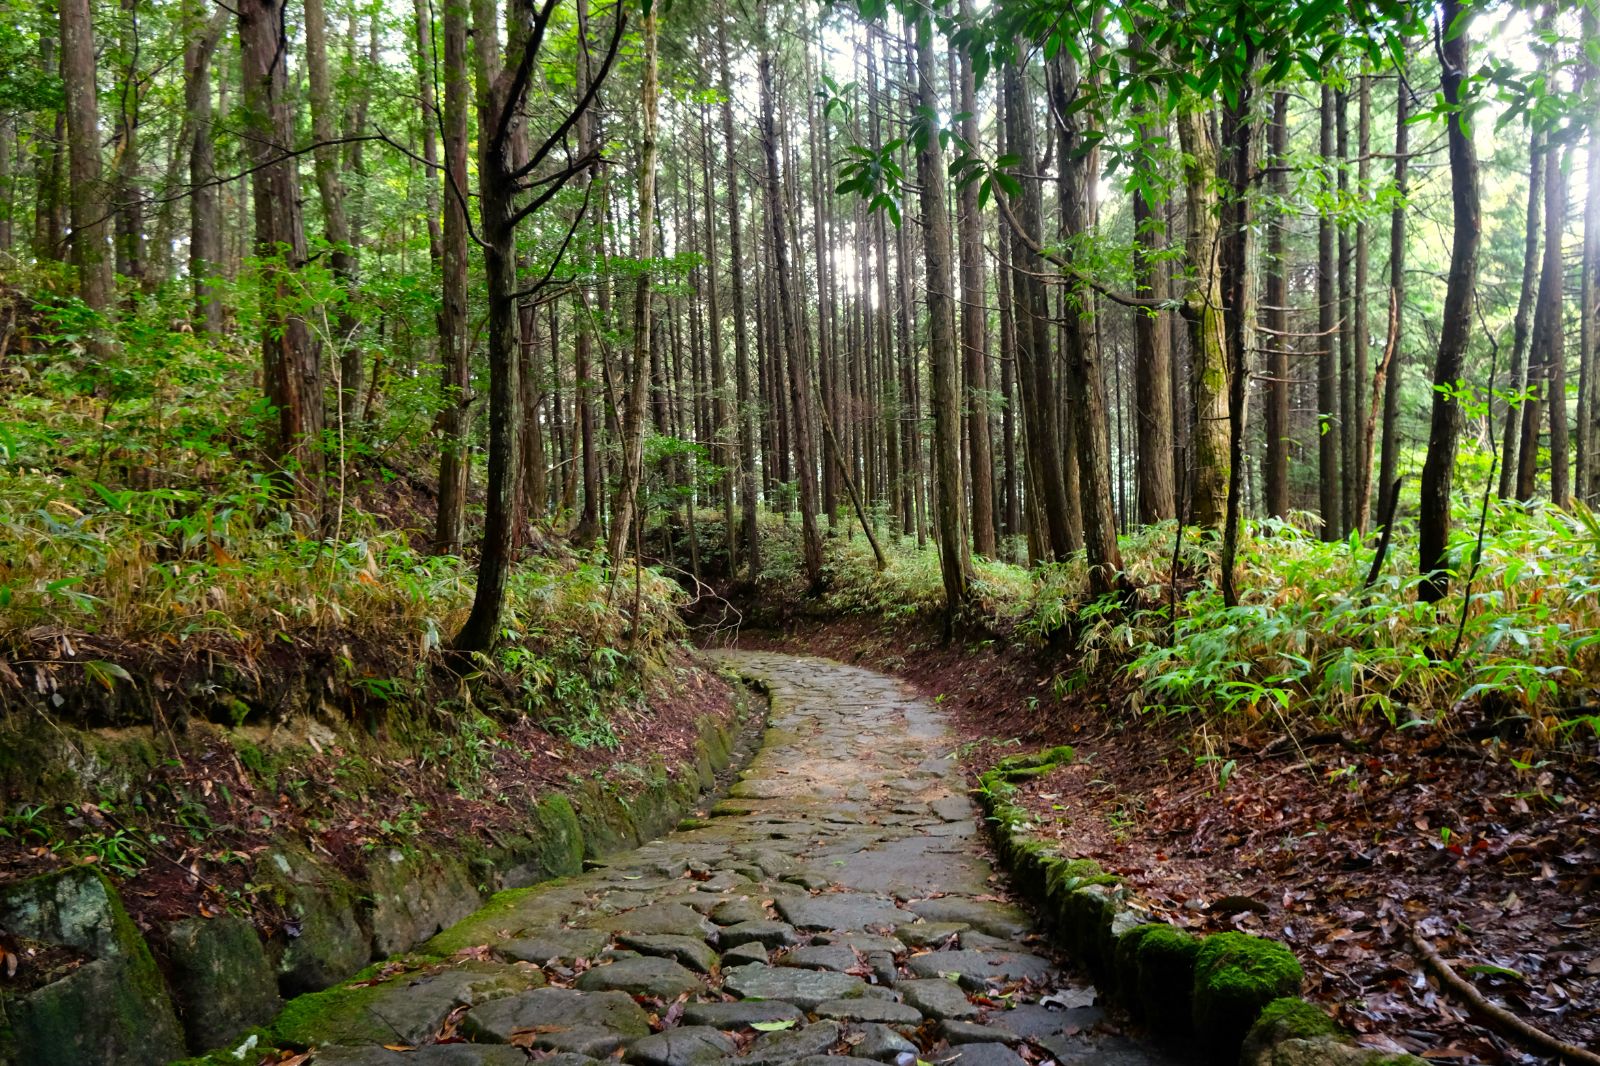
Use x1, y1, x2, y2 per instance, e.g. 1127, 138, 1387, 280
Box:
726, 616, 1600, 1065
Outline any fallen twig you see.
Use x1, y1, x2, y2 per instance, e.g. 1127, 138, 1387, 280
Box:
1407, 925, 1600, 1066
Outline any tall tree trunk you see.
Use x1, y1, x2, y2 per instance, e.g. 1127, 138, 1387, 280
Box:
414, 0, 443, 266
304, 0, 362, 420
955, 0, 995, 555
1263, 91, 1291, 519
1352, 72, 1373, 532
433, 0, 472, 555
1175, 100, 1229, 529
758, 37, 822, 588
716, 11, 759, 579
60, 0, 113, 323
1547, 143, 1572, 506
1055, 50, 1125, 596
1377, 64, 1410, 525
606, 0, 661, 568
239, 0, 326, 516
1582, 5, 1600, 504
113, 0, 145, 289
1218, 70, 1257, 608
1500, 131, 1545, 500
1317, 84, 1340, 539
913, 16, 971, 615
32, 24, 64, 263
1134, 104, 1175, 525
1003, 53, 1074, 560
185, 0, 226, 334
1418, 0, 1481, 604
1337, 88, 1355, 535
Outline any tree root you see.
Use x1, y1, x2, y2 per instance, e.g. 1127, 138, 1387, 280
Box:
1407, 924, 1600, 1066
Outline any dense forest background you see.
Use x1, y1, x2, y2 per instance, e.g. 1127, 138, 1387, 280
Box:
1, 0, 1598, 725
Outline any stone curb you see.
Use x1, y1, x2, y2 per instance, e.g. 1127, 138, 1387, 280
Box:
973, 749, 1426, 1066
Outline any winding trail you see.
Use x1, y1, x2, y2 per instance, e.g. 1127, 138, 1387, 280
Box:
303, 652, 1184, 1066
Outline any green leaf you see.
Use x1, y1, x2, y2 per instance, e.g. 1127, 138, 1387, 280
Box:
749, 1021, 797, 1032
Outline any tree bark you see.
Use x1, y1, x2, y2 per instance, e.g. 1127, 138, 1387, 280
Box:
238, 0, 325, 517
60, 0, 113, 323
1418, 0, 1481, 604
955, 0, 996, 556
304, 0, 362, 420
758, 36, 823, 588
1501, 130, 1544, 500
1318, 84, 1341, 539
1263, 91, 1291, 520
913, 15, 971, 615
184, 0, 226, 335
606, 1, 661, 568
1377, 64, 1410, 526
1003, 53, 1074, 561
1175, 100, 1229, 529
433, 0, 472, 555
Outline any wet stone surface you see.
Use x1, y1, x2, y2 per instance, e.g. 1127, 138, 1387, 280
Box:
302, 652, 1186, 1066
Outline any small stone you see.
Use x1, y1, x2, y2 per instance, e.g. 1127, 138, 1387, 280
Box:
617, 933, 719, 974
946, 1045, 1025, 1066
850, 1023, 919, 1062
310, 1047, 532, 1066
896, 922, 968, 948
782, 944, 860, 973
930, 796, 975, 823
906, 899, 1029, 939
942, 1020, 1020, 1045
623, 1025, 736, 1066
776, 894, 905, 931
718, 920, 799, 949
591, 902, 717, 939
681, 1000, 807, 1029
575, 956, 703, 998
743, 1020, 842, 1065
813, 999, 923, 1025
812, 932, 906, 955
899, 978, 979, 1020
723, 963, 867, 1010
499, 929, 610, 965
903, 950, 1052, 990
710, 898, 768, 926
721, 941, 770, 966
463, 987, 651, 1056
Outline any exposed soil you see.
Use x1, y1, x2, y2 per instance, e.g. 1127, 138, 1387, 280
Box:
727, 616, 1600, 1066
0, 647, 740, 951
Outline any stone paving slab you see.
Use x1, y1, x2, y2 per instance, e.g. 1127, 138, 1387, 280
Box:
301, 651, 1188, 1066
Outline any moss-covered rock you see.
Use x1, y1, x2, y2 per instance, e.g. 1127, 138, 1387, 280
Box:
1245, 1036, 1428, 1066
1134, 925, 1202, 1032
1191, 932, 1304, 1061
0, 866, 186, 1066
365, 848, 481, 957
575, 778, 642, 859
254, 847, 370, 996
165, 914, 281, 1053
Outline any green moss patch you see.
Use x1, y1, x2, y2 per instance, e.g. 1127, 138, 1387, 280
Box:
1191, 931, 1304, 1060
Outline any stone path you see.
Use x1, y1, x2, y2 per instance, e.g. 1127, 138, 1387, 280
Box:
301, 652, 1186, 1066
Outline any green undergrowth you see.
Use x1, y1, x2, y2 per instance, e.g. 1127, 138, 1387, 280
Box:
735, 498, 1600, 743
0, 277, 683, 737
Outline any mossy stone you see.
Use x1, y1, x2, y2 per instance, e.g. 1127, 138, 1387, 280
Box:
364, 848, 482, 958
165, 914, 281, 1052
575, 779, 641, 859
0, 867, 185, 1066
1134, 925, 1202, 1034
255, 847, 370, 995
1191, 932, 1304, 1061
